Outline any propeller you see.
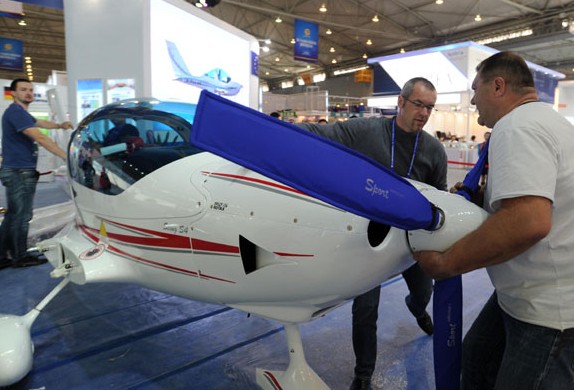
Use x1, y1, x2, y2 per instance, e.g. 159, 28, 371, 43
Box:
431, 136, 489, 390
191, 90, 442, 232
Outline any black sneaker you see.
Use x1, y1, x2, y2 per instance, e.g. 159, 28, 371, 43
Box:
350, 377, 372, 390
416, 311, 434, 336
0, 257, 12, 270
12, 255, 48, 268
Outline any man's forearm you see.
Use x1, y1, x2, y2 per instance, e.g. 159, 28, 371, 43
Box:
414, 196, 552, 279
35, 119, 73, 129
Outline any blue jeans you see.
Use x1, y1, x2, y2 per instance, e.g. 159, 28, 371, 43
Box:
0, 168, 39, 260
352, 263, 433, 378
462, 292, 574, 390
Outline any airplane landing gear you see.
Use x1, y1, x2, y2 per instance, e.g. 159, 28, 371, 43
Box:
256, 322, 330, 390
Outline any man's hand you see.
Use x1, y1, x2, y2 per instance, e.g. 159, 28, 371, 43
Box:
59, 121, 74, 129
413, 250, 454, 280
450, 181, 485, 206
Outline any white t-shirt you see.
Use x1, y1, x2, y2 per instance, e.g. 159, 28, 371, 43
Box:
485, 102, 574, 330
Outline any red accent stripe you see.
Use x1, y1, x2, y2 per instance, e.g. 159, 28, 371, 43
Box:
77, 223, 236, 283
274, 252, 313, 258
192, 237, 240, 254
201, 171, 307, 196
105, 220, 192, 249
108, 244, 236, 283
263, 371, 283, 390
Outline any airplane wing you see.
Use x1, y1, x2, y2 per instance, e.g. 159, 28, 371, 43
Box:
191, 90, 442, 232
166, 40, 192, 78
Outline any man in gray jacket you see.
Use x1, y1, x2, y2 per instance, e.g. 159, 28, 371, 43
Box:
298, 77, 447, 390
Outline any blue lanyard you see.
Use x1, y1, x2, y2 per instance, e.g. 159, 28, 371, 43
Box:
390, 118, 420, 179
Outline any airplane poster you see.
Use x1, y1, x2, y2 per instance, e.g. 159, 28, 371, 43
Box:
149, 0, 253, 106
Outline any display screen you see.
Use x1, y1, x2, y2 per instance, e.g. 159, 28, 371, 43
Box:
149, 0, 253, 106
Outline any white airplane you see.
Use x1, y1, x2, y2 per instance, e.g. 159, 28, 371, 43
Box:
0, 92, 487, 389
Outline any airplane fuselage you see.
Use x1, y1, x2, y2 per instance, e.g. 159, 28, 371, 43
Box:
52, 152, 415, 323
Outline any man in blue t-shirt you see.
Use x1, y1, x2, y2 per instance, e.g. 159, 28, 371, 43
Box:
0, 78, 73, 269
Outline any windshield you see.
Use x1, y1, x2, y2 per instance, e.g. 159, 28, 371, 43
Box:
68, 99, 202, 195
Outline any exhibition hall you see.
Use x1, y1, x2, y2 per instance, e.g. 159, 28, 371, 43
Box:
0, 1, 573, 389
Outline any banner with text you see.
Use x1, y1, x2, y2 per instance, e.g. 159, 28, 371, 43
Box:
294, 19, 318, 63
0, 37, 23, 71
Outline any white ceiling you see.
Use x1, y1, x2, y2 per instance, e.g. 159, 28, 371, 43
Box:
0, 0, 573, 84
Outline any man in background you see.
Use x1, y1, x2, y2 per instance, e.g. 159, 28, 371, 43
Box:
298, 77, 447, 390
0, 78, 73, 269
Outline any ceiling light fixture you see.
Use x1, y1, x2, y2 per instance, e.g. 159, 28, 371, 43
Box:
474, 14, 482, 22
366, 39, 372, 45
18, 18, 26, 26
326, 28, 332, 35
275, 16, 282, 23
362, 53, 368, 59
333, 65, 369, 76
477, 28, 532, 44
329, 47, 336, 53
331, 59, 337, 64
290, 38, 295, 44
319, 3, 327, 13
400, 48, 405, 53
436, 0, 444, 4
261, 46, 270, 52
372, 15, 379, 22
194, 0, 221, 8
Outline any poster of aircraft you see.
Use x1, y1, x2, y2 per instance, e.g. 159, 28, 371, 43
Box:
166, 40, 242, 96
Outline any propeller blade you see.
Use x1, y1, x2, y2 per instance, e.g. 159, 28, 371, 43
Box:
191, 90, 439, 231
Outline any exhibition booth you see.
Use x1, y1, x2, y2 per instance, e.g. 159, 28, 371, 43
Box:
63, 0, 260, 124
367, 41, 565, 168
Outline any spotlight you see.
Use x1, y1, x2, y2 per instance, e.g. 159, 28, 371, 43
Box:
194, 0, 221, 8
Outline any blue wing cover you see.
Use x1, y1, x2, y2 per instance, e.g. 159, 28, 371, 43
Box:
191, 90, 436, 231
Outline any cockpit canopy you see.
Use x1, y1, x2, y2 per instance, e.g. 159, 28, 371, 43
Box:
69, 99, 202, 195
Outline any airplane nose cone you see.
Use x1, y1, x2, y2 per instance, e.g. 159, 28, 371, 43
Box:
0, 314, 34, 387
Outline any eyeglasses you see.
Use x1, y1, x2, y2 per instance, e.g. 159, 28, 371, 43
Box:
403, 97, 436, 112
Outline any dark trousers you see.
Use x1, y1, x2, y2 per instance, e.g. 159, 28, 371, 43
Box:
0, 168, 39, 260
462, 292, 574, 390
351, 263, 432, 378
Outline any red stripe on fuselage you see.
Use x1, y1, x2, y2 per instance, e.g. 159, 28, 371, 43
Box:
201, 171, 307, 196
77, 222, 236, 283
